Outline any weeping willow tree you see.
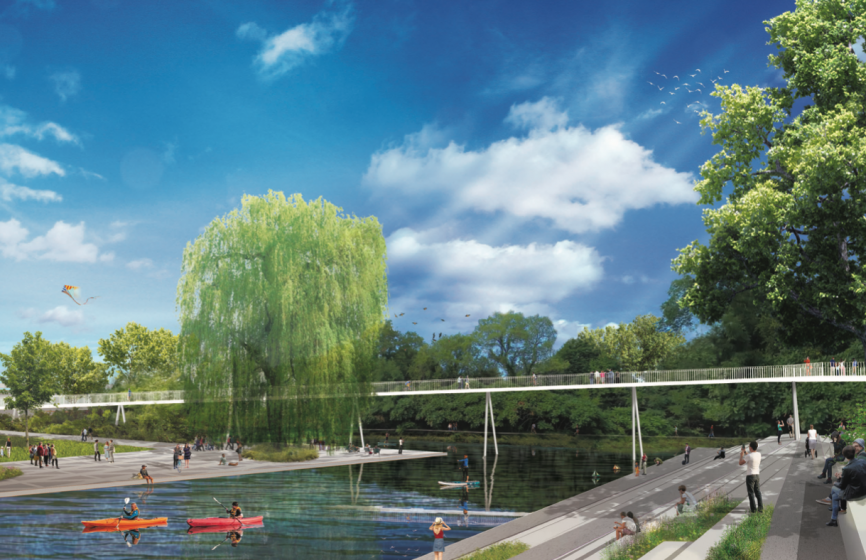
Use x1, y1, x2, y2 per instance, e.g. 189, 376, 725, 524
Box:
177, 192, 387, 444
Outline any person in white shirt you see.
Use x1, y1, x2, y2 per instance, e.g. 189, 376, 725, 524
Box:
739, 441, 763, 513
808, 425, 819, 458
675, 485, 698, 515
614, 511, 636, 539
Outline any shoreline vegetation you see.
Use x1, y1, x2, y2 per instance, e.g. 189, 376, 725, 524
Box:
0, 466, 22, 481
242, 444, 319, 463
602, 494, 739, 560
458, 541, 530, 560
0, 436, 148, 463
706, 506, 774, 560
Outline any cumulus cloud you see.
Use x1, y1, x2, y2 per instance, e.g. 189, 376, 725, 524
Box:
19, 305, 84, 328
0, 219, 112, 262
386, 227, 603, 314
0, 143, 64, 177
126, 258, 153, 270
364, 98, 697, 234
0, 179, 61, 202
0, 104, 79, 144
48, 69, 81, 102
236, 3, 353, 79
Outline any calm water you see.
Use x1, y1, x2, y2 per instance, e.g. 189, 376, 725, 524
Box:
0, 441, 675, 559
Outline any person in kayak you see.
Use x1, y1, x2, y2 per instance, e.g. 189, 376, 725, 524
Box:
123, 529, 141, 546
227, 502, 243, 519
122, 503, 140, 520
230, 530, 243, 547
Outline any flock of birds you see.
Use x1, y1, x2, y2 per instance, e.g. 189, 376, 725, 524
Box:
390, 308, 473, 342
649, 68, 731, 124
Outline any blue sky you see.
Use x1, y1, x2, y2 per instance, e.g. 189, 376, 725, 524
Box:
0, 0, 798, 355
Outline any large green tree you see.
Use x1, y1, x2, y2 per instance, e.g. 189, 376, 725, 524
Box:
474, 312, 556, 377
674, 0, 866, 357
577, 315, 685, 371
98, 322, 179, 390
177, 192, 387, 443
53, 342, 110, 394
0, 332, 56, 445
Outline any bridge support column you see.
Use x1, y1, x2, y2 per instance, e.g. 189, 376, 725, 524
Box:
115, 404, 126, 426
632, 387, 643, 464
358, 414, 365, 449
792, 381, 800, 441
483, 391, 490, 458
488, 392, 498, 456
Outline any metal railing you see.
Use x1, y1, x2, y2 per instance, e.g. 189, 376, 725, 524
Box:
1, 361, 861, 409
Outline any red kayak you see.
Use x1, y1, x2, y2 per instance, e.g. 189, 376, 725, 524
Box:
187, 522, 264, 534
187, 516, 263, 527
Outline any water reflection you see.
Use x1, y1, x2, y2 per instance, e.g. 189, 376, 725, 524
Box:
0, 441, 675, 558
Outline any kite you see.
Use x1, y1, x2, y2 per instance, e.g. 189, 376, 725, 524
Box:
399, 313, 405, 316
465, 314, 470, 317
412, 322, 417, 325
62, 285, 99, 305
423, 307, 427, 310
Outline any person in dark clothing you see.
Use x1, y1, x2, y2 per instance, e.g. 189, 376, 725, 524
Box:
819, 433, 846, 483
820, 446, 866, 526
713, 446, 726, 460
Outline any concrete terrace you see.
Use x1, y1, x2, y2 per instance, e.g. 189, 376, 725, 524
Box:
417, 435, 853, 560
0, 430, 445, 499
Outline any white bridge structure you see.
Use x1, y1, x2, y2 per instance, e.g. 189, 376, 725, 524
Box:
1, 361, 859, 465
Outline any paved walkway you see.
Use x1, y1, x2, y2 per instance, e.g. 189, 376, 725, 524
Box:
0, 430, 445, 499
417, 435, 840, 560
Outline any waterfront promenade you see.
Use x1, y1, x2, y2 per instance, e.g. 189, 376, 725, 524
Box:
0, 430, 445, 499
418, 436, 850, 560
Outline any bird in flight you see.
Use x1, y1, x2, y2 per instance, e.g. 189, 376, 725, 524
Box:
669, 91, 675, 95
674, 120, 681, 124
660, 74, 667, 78
724, 69, 730, 73
697, 82, 704, 87
717, 76, 723, 80
689, 74, 696, 77
648, 81, 654, 85
673, 75, 679, 80
695, 69, 701, 72
657, 86, 664, 91
654, 71, 660, 75
696, 88, 702, 92
711, 79, 718, 83
660, 101, 666, 104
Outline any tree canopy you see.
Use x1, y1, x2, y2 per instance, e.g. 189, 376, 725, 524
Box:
674, 0, 866, 357
475, 312, 556, 376
53, 342, 110, 394
576, 315, 685, 372
98, 322, 178, 390
177, 192, 387, 443
0, 332, 56, 445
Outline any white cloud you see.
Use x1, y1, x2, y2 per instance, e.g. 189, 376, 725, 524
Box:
0, 105, 79, 144
0, 219, 111, 262
504, 97, 568, 132
364, 99, 697, 234
126, 258, 153, 270
0, 179, 61, 202
1, 65, 14, 80
48, 69, 81, 102
237, 4, 353, 79
36, 306, 84, 328
387, 227, 603, 310
0, 143, 64, 177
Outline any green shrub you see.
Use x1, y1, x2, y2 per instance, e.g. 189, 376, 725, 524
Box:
0, 466, 23, 481
706, 506, 774, 560
0, 436, 147, 463
459, 541, 530, 560
241, 444, 318, 463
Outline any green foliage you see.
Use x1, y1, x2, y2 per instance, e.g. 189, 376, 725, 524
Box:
241, 444, 319, 462
577, 315, 685, 371
53, 342, 110, 394
475, 312, 556, 376
459, 541, 530, 560
177, 192, 387, 444
0, 331, 57, 445
98, 322, 179, 390
674, 0, 866, 358
603, 494, 739, 560
0, 436, 147, 463
659, 277, 698, 335
0, 467, 22, 481
706, 507, 774, 560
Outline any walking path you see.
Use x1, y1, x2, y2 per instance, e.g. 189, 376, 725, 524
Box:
0, 430, 445, 499
417, 434, 858, 560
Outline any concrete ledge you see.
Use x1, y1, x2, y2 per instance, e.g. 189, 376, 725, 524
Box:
840, 498, 866, 560
637, 541, 689, 560
675, 499, 748, 560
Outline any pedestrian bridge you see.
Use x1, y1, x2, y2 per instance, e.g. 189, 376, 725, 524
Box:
0, 361, 857, 459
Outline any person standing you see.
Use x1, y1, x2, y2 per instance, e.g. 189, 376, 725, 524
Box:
429, 517, 451, 560
109, 440, 116, 464
398, 437, 404, 455
641, 452, 648, 475
385, 432, 390, 446
853, 359, 858, 375
805, 356, 811, 375
457, 376, 463, 389
28, 445, 35, 466
777, 420, 784, 445
172, 445, 180, 471
739, 441, 763, 513
841, 361, 847, 376
184, 443, 192, 468
808, 425, 818, 459
831, 357, 837, 375
37, 442, 46, 468
81, 428, 87, 442
5, 437, 10, 459
531, 423, 537, 434
127, 388, 132, 401
532, 373, 537, 387
709, 425, 715, 438
787, 415, 794, 438
93, 439, 101, 462
674, 426, 678, 437
459, 455, 469, 482
103, 440, 110, 463
684, 443, 691, 465
50, 444, 58, 469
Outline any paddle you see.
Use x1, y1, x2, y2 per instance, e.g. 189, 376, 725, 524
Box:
213, 496, 230, 516
116, 497, 130, 529
212, 534, 231, 551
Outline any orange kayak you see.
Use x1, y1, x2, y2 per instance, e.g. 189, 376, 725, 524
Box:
83, 521, 167, 534
81, 518, 168, 529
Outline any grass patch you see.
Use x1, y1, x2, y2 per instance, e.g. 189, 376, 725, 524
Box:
706, 506, 774, 560
241, 444, 318, 463
458, 541, 530, 560
0, 436, 147, 463
602, 494, 740, 560
0, 466, 22, 481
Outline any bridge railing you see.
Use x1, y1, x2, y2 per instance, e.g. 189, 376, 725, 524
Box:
49, 390, 186, 407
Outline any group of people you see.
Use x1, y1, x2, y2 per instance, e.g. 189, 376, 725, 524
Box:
776, 414, 796, 444
28, 442, 59, 468
816, 433, 866, 527
0, 437, 10, 458
803, 356, 858, 375
589, 370, 620, 384
93, 439, 116, 462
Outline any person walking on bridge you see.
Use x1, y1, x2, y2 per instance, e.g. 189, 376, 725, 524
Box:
740, 441, 763, 514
